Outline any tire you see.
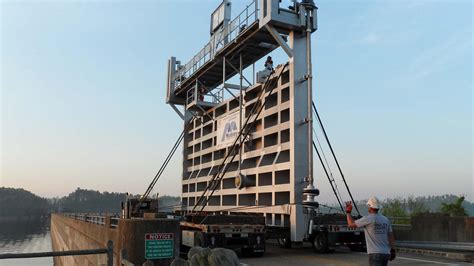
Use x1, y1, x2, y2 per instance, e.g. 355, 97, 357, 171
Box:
277, 232, 291, 249
312, 232, 329, 253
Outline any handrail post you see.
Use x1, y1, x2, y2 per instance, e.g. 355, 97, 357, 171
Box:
255, 0, 258, 20
106, 240, 113, 266
105, 215, 111, 228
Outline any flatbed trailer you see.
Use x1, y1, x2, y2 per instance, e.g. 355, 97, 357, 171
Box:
180, 214, 266, 256
267, 214, 365, 253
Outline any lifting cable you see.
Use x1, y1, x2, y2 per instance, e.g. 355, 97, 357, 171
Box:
193, 64, 289, 212
142, 118, 195, 200
312, 111, 345, 208
312, 140, 344, 213
312, 101, 361, 216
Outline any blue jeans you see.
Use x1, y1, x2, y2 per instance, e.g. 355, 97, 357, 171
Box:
369, 253, 390, 266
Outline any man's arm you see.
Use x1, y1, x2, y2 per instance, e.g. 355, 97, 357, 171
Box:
389, 224, 396, 261
345, 202, 359, 228
389, 232, 395, 249
346, 213, 358, 228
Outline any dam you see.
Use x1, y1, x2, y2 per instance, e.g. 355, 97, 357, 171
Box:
50, 214, 180, 265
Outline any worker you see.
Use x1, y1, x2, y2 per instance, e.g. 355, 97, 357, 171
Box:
346, 197, 396, 266
198, 87, 206, 101
264, 56, 273, 71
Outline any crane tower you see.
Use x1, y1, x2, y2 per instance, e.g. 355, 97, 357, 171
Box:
166, 0, 318, 243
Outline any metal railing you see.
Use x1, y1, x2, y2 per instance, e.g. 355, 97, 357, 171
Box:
111, 217, 120, 228
0, 240, 114, 266
63, 213, 120, 228
186, 85, 225, 107
388, 216, 412, 226
174, 0, 258, 90
396, 241, 474, 252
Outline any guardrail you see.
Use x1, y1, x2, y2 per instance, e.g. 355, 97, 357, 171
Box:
173, 0, 258, 90
63, 213, 120, 228
388, 216, 411, 225
111, 217, 119, 228
0, 240, 113, 266
396, 241, 474, 252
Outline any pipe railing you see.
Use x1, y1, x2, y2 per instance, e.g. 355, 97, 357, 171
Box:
0, 240, 114, 266
63, 213, 120, 228
173, 0, 258, 90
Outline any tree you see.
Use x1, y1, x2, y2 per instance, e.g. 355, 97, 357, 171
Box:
440, 196, 468, 216
406, 195, 427, 216
382, 198, 407, 217
0, 187, 50, 218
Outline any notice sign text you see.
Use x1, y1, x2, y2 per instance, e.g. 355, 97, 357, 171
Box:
145, 233, 174, 259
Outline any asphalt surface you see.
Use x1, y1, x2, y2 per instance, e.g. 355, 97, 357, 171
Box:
239, 243, 472, 266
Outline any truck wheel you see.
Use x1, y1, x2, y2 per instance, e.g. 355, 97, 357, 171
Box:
277, 232, 291, 249
312, 233, 329, 253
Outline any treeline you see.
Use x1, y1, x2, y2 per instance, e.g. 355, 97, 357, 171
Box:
2, 187, 470, 218
379, 195, 471, 217
50, 188, 128, 213
0, 187, 50, 218
0, 187, 180, 217
321, 194, 472, 217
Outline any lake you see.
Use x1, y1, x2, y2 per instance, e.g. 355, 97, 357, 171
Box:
0, 218, 53, 266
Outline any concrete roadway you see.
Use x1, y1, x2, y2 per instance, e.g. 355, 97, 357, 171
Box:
240, 243, 472, 266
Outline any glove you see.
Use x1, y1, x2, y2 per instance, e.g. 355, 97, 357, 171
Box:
390, 248, 396, 261
345, 201, 353, 214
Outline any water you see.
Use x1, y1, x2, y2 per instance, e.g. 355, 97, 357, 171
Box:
0, 218, 53, 266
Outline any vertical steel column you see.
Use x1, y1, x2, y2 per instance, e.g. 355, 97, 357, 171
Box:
305, 8, 314, 186
223, 57, 226, 96
238, 53, 243, 172
195, 79, 199, 103
252, 62, 255, 84
288, 28, 309, 242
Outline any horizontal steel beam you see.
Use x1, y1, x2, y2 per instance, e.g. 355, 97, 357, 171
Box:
0, 249, 108, 259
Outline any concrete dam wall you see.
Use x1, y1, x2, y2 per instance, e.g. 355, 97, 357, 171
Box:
51, 214, 180, 265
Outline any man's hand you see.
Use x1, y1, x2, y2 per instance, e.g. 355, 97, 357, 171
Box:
345, 201, 353, 214
390, 248, 396, 261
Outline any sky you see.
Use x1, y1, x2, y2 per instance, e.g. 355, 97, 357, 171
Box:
0, 0, 472, 204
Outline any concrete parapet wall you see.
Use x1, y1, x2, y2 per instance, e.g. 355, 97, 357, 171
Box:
51, 214, 119, 265
51, 214, 180, 265
393, 214, 474, 242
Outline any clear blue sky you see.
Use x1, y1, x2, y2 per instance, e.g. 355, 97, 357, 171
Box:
1, 0, 472, 203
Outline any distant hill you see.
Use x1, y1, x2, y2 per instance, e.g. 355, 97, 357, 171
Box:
51, 188, 181, 214
1, 187, 181, 217
51, 188, 128, 213
0, 187, 50, 218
